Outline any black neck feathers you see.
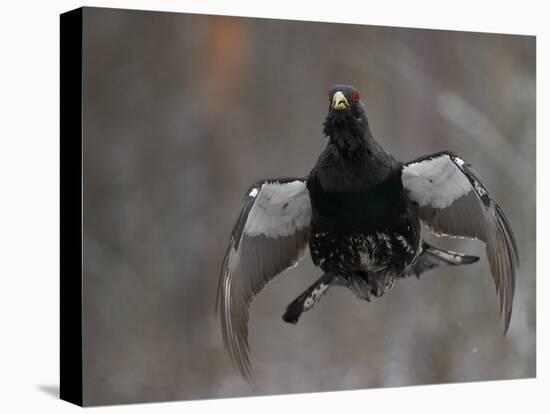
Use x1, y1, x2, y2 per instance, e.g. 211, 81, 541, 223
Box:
323, 110, 372, 159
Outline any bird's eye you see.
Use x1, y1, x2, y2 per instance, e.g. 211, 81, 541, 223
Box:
352, 91, 360, 103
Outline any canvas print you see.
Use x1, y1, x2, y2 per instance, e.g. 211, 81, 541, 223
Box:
60, 6, 535, 406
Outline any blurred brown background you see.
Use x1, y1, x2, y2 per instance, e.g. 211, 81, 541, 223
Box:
81, 7, 535, 406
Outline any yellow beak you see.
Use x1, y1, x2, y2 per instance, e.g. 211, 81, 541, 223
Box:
332, 91, 349, 110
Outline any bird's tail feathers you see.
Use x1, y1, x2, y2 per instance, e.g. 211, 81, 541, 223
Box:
410, 242, 479, 278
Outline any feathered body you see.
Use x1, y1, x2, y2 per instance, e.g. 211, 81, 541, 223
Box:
308, 115, 421, 299
217, 84, 519, 383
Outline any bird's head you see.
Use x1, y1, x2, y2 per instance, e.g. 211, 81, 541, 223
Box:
323, 84, 372, 154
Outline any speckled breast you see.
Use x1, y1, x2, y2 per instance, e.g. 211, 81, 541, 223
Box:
309, 224, 421, 278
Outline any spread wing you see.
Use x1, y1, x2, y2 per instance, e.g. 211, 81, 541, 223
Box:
216, 178, 312, 381
402, 151, 519, 332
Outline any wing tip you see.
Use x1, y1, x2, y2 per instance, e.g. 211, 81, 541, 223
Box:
224, 331, 258, 386
502, 305, 513, 336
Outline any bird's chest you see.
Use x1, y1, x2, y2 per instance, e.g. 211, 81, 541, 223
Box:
309, 224, 420, 276
307, 162, 405, 232
307, 155, 421, 276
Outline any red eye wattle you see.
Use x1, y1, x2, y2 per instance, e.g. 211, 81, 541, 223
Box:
352, 91, 360, 102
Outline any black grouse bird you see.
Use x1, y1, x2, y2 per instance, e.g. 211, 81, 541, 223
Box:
217, 84, 519, 382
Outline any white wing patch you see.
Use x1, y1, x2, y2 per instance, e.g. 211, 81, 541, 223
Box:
402, 154, 471, 208
244, 180, 312, 238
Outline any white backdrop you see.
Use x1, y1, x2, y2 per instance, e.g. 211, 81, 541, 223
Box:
0, 0, 546, 412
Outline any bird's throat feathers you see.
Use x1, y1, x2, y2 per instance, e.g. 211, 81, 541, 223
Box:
323, 111, 371, 158
318, 109, 396, 189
